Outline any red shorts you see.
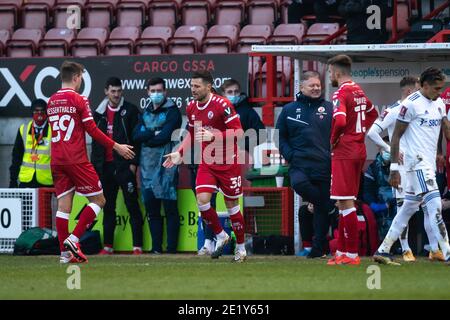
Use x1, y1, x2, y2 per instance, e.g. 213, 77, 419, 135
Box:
51, 162, 103, 199
330, 158, 364, 200
196, 164, 242, 201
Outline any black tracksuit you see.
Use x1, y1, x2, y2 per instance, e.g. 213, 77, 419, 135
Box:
276, 93, 333, 254
91, 98, 143, 248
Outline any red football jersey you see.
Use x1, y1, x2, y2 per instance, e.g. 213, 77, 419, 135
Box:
331, 81, 378, 160
442, 87, 450, 113
47, 88, 113, 165
185, 93, 243, 169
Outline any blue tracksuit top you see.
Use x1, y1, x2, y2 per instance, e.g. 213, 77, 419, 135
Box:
276, 93, 333, 180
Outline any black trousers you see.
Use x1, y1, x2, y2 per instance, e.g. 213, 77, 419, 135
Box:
142, 187, 179, 253
290, 168, 332, 253
102, 162, 143, 247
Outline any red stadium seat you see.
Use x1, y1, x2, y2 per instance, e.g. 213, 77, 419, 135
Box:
248, 0, 277, 26
214, 0, 245, 26
85, 2, 114, 28
236, 24, 272, 53
53, 0, 86, 29
202, 24, 239, 53
39, 28, 75, 57
88, 0, 120, 6
117, 1, 147, 27
0, 29, 11, 47
302, 23, 339, 44
104, 26, 141, 55
21, 2, 51, 31
0, 3, 19, 32
269, 23, 305, 44
135, 25, 173, 54
6, 28, 43, 57
255, 56, 292, 98
181, 0, 210, 26
167, 25, 205, 54
70, 27, 108, 56
148, 1, 178, 27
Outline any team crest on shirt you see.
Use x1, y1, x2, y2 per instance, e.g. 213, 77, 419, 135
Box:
316, 106, 327, 119
208, 111, 214, 119
121, 109, 126, 116
191, 115, 196, 120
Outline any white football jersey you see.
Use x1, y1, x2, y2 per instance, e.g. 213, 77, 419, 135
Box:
397, 91, 446, 171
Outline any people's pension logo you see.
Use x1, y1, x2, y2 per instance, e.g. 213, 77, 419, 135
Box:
0, 65, 92, 107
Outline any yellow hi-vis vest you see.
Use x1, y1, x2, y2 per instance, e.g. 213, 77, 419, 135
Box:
18, 120, 53, 185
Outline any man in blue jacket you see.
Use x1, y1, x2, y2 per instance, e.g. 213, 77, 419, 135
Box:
276, 71, 334, 258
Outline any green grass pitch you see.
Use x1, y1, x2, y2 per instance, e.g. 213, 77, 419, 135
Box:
1, 254, 449, 299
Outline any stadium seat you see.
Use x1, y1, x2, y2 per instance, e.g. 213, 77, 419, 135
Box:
181, 0, 210, 26
214, 0, 245, 26
254, 56, 292, 98
387, 1, 410, 34
135, 25, 173, 54
117, 1, 147, 27
202, 24, 239, 53
21, 1, 52, 31
167, 25, 205, 54
403, 20, 442, 43
0, 29, 11, 47
70, 27, 108, 56
38, 28, 75, 57
53, 0, 86, 29
0, 3, 19, 32
148, 1, 178, 27
85, 2, 114, 28
248, 0, 277, 26
236, 24, 272, 53
6, 28, 43, 57
88, 0, 120, 6
302, 23, 339, 44
104, 26, 141, 55
269, 23, 305, 44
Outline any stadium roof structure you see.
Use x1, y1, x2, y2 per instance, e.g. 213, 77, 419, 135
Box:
251, 43, 450, 63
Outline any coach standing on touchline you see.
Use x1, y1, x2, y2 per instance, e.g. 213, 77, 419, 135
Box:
276, 71, 335, 258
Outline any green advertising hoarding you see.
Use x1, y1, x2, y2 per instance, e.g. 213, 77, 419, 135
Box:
68, 189, 241, 252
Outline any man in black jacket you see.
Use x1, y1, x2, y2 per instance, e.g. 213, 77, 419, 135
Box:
276, 71, 334, 258
91, 77, 143, 255
339, 0, 394, 44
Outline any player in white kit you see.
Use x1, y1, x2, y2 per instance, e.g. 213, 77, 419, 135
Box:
374, 68, 450, 265
367, 76, 444, 262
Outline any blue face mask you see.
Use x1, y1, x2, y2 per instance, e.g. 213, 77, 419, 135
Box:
381, 150, 391, 163
150, 92, 165, 106
226, 95, 240, 105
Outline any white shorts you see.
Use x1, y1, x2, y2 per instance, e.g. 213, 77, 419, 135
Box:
404, 168, 438, 196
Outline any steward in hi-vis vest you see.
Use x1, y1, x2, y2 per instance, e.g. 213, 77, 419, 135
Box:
9, 99, 53, 188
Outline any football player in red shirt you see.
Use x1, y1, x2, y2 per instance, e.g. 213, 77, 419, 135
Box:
163, 71, 247, 262
326, 55, 378, 265
47, 61, 134, 263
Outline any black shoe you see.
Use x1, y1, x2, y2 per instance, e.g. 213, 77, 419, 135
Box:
307, 248, 326, 259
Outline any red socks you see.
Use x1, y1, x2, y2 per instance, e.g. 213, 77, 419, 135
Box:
56, 211, 70, 252
342, 208, 359, 255
229, 206, 245, 244
72, 203, 100, 239
199, 203, 223, 235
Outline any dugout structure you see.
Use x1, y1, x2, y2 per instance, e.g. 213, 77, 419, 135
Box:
250, 43, 450, 254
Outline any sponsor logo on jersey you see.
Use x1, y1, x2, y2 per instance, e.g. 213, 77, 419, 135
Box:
208, 111, 214, 119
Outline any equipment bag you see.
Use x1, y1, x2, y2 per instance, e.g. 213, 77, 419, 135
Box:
13, 227, 60, 255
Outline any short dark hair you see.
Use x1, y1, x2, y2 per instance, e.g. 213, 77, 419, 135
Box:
31, 98, 47, 112
60, 60, 84, 83
419, 67, 446, 86
221, 79, 241, 91
105, 77, 122, 89
400, 76, 419, 88
146, 77, 166, 90
301, 71, 321, 82
327, 54, 352, 74
192, 70, 213, 85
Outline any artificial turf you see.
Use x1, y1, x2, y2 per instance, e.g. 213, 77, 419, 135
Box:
0, 254, 449, 300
